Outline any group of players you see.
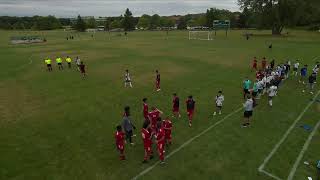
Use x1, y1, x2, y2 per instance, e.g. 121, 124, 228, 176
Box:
44, 56, 87, 78
115, 56, 318, 163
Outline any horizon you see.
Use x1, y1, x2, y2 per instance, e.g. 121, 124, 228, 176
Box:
0, 0, 239, 18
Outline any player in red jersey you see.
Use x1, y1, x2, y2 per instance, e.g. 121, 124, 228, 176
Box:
252, 57, 258, 71
262, 57, 267, 70
155, 70, 161, 91
156, 121, 165, 164
148, 107, 163, 133
115, 125, 125, 160
163, 117, 173, 146
141, 121, 153, 163
79, 61, 86, 79
172, 93, 181, 118
186, 96, 195, 127
142, 98, 149, 121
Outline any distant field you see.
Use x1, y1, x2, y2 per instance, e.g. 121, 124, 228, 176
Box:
0, 29, 319, 180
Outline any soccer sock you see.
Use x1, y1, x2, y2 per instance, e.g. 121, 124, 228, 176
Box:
269, 100, 272, 106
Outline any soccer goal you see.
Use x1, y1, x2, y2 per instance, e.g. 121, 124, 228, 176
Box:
189, 31, 213, 41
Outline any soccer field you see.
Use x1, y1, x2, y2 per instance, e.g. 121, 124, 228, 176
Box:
0, 30, 320, 180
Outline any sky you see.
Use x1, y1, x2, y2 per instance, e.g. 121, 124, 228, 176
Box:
0, 0, 240, 17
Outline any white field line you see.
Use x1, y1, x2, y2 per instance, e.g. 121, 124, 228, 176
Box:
287, 120, 320, 180
258, 90, 320, 179
260, 169, 282, 180
132, 107, 243, 180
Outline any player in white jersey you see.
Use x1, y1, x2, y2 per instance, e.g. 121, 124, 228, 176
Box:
75, 56, 81, 71
313, 65, 319, 75
124, 69, 133, 88
267, 85, 278, 107
214, 91, 224, 116
293, 61, 300, 76
256, 80, 264, 99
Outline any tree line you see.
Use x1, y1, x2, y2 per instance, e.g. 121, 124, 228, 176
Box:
1, 3, 319, 34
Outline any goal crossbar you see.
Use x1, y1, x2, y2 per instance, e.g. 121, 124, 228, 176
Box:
189, 31, 213, 41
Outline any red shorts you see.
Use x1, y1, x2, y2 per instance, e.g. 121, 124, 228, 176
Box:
165, 133, 171, 140
187, 110, 194, 116
253, 64, 257, 69
173, 107, 179, 113
117, 144, 124, 151
144, 143, 151, 151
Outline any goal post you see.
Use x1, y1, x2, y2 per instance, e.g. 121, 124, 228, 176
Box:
188, 31, 213, 40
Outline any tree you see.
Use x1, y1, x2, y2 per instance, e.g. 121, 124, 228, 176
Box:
75, 15, 87, 32
87, 17, 97, 28
150, 14, 161, 29
122, 8, 135, 31
177, 17, 187, 30
137, 14, 151, 29
110, 19, 121, 29
237, 0, 319, 35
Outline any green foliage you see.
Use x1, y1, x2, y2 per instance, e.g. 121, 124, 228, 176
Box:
137, 14, 151, 29
150, 14, 161, 29
0, 16, 61, 30
74, 15, 87, 32
110, 19, 122, 29
122, 8, 135, 31
177, 17, 187, 29
86, 17, 97, 29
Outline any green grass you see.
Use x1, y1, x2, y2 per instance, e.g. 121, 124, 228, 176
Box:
0, 29, 319, 180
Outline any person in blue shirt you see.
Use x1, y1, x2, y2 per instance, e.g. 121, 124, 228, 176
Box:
299, 65, 308, 84
243, 77, 252, 99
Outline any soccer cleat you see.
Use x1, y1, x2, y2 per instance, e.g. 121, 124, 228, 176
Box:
219, 112, 222, 115
130, 143, 135, 146
302, 90, 305, 93
160, 161, 166, 165
213, 112, 217, 116
189, 123, 192, 127
242, 124, 248, 128
132, 134, 137, 137
311, 92, 314, 94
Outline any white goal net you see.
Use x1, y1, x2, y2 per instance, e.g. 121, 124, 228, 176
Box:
189, 31, 213, 40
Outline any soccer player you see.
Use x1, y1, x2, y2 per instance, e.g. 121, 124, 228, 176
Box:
252, 57, 258, 71
156, 121, 165, 164
262, 57, 267, 70
172, 93, 181, 118
141, 121, 152, 163
299, 65, 308, 84
293, 60, 300, 76
56, 57, 63, 70
44, 57, 52, 72
268, 85, 278, 107
252, 80, 259, 106
66, 56, 72, 69
79, 61, 86, 78
243, 77, 252, 99
214, 91, 224, 116
163, 117, 173, 146
242, 95, 254, 128
306, 73, 317, 94
122, 106, 136, 146
115, 125, 125, 160
75, 56, 81, 71
186, 96, 195, 127
124, 69, 133, 88
313, 64, 319, 75
155, 70, 161, 91
148, 107, 163, 133
143, 98, 149, 121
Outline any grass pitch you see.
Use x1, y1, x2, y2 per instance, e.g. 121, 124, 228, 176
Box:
0, 30, 320, 180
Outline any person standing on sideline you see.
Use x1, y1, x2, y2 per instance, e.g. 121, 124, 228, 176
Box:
124, 69, 133, 88
172, 93, 181, 118
122, 106, 136, 146
155, 70, 161, 91
214, 91, 224, 116
66, 56, 72, 69
79, 61, 86, 79
242, 95, 254, 128
75, 56, 81, 71
56, 56, 63, 70
243, 77, 252, 99
44, 57, 52, 72
252, 57, 258, 71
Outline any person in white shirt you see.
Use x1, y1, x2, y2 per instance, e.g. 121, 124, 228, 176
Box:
256, 80, 264, 99
124, 69, 133, 88
268, 85, 278, 107
293, 60, 300, 76
75, 56, 81, 71
214, 91, 224, 116
313, 64, 319, 75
